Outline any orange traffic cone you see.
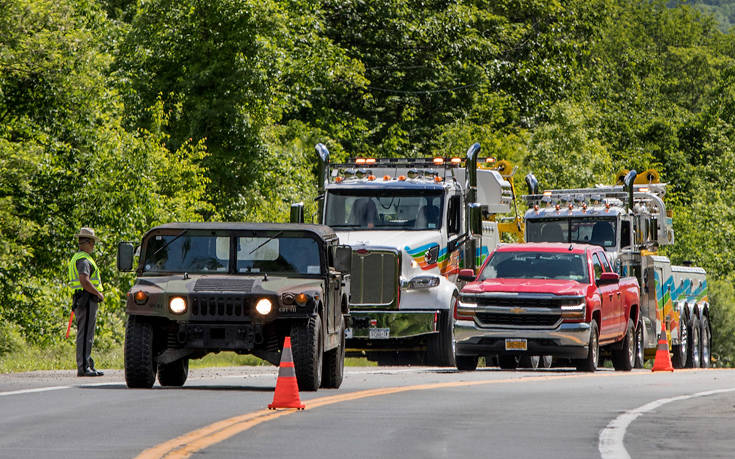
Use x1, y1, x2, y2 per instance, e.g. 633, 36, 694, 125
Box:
652, 321, 674, 372
268, 337, 305, 410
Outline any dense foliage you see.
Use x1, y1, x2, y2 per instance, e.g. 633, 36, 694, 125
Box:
1, 0, 734, 364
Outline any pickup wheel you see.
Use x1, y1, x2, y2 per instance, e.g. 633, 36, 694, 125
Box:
498, 355, 519, 370
291, 315, 323, 391
456, 355, 479, 371
700, 315, 711, 368
612, 319, 635, 371
124, 316, 157, 388
634, 323, 645, 368
575, 321, 599, 372
672, 318, 688, 369
158, 358, 189, 387
322, 315, 345, 389
686, 316, 701, 368
427, 301, 457, 367
518, 355, 540, 369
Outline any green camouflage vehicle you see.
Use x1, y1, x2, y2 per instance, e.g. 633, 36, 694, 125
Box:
117, 222, 350, 391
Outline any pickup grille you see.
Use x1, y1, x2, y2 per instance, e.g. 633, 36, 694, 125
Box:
350, 249, 399, 307
476, 312, 561, 327
190, 294, 249, 320
464, 294, 582, 328
475, 295, 582, 308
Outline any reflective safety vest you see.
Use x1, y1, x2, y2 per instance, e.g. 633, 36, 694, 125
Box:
68, 251, 103, 292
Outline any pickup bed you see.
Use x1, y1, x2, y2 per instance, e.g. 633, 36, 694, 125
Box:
454, 243, 640, 372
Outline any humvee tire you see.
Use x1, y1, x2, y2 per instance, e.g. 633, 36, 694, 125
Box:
322, 316, 345, 389
158, 358, 189, 387
124, 316, 157, 388
291, 315, 323, 391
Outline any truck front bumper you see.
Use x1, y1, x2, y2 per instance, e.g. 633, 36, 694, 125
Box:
346, 310, 438, 350
454, 320, 591, 359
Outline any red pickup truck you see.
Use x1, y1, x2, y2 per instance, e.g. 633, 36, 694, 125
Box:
454, 243, 640, 372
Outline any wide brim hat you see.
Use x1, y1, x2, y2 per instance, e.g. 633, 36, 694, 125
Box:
75, 227, 100, 242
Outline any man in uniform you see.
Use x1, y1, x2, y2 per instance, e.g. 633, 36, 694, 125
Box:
68, 227, 105, 377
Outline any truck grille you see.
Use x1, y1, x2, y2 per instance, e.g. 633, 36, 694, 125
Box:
350, 249, 399, 307
475, 312, 561, 327
190, 294, 249, 320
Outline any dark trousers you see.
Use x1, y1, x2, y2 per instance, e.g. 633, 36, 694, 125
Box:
74, 292, 99, 372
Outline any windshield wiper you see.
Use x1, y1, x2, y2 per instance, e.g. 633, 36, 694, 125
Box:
248, 231, 283, 255
150, 230, 189, 258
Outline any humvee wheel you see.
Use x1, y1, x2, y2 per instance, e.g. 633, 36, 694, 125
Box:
291, 315, 323, 391
158, 358, 189, 387
322, 315, 345, 389
124, 316, 157, 388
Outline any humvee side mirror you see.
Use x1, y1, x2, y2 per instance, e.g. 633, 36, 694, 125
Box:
117, 242, 135, 272
333, 245, 352, 274
458, 268, 476, 282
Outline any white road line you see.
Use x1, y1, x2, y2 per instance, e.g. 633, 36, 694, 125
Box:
0, 382, 119, 398
599, 387, 735, 459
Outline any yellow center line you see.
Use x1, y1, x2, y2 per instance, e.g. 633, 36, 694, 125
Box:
136, 372, 622, 459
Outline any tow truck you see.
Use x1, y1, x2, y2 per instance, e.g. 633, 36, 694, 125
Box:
522, 170, 711, 368
293, 143, 517, 365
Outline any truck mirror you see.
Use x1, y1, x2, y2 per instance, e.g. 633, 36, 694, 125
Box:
333, 245, 352, 273
525, 173, 539, 195
468, 203, 483, 237
458, 269, 476, 282
290, 202, 305, 223
597, 272, 620, 285
117, 242, 135, 272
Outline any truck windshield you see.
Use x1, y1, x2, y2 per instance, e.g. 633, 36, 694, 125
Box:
526, 217, 617, 248
325, 189, 443, 230
142, 232, 321, 275
479, 251, 589, 283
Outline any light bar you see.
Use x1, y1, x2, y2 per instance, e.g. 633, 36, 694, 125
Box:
355, 158, 366, 165
433, 157, 444, 165
450, 157, 461, 165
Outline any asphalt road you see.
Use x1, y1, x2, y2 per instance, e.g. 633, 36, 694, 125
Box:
1, 365, 733, 459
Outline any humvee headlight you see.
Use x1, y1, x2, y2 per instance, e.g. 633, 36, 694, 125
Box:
295, 293, 309, 307
169, 297, 187, 314
255, 298, 273, 315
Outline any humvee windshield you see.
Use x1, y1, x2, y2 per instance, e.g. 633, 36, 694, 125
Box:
326, 189, 444, 230
142, 231, 322, 275
526, 217, 617, 248
479, 251, 589, 283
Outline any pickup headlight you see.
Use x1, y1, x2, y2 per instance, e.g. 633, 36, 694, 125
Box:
561, 302, 586, 320
402, 275, 440, 290
169, 296, 187, 314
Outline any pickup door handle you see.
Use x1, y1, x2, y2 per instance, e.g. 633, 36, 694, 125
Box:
617, 292, 621, 296
609, 294, 613, 301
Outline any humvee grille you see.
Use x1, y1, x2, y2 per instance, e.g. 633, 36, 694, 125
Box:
190, 295, 249, 319
350, 249, 399, 307
193, 278, 256, 293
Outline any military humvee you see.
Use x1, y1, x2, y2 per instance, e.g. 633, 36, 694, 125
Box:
117, 222, 350, 391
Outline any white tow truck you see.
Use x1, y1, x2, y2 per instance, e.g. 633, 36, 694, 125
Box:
523, 170, 711, 367
295, 143, 517, 365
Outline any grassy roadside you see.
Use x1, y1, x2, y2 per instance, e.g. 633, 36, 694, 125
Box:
0, 341, 373, 374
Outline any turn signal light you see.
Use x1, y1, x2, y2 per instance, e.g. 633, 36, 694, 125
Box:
134, 291, 148, 305
398, 175, 407, 181
383, 175, 391, 181
295, 293, 309, 306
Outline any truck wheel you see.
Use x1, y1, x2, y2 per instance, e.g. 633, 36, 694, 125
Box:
427, 302, 457, 367
540, 355, 553, 369
686, 316, 701, 368
700, 315, 711, 368
518, 355, 540, 369
634, 323, 645, 368
291, 315, 323, 391
158, 358, 189, 387
322, 316, 345, 389
456, 355, 478, 371
672, 318, 688, 369
124, 316, 157, 388
498, 355, 519, 370
575, 321, 599, 372
612, 319, 635, 371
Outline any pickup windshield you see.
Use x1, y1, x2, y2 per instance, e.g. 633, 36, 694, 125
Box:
526, 217, 617, 248
142, 231, 322, 275
325, 189, 443, 230
479, 251, 589, 283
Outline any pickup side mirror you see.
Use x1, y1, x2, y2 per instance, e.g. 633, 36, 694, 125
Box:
458, 268, 476, 282
332, 245, 351, 274
597, 272, 620, 285
117, 242, 135, 272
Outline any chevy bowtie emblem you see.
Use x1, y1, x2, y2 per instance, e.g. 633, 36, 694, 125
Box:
509, 307, 525, 314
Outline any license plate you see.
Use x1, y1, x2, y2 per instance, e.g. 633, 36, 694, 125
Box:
505, 338, 527, 351
369, 328, 390, 339
345, 328, 353, 339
